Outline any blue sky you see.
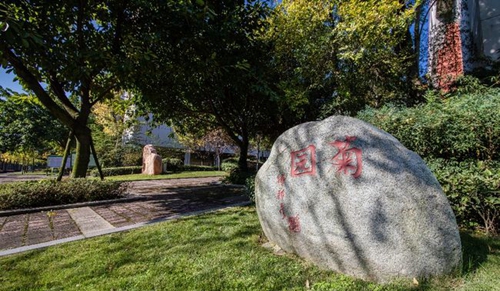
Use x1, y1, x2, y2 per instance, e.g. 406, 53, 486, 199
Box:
0, 68, 25, 93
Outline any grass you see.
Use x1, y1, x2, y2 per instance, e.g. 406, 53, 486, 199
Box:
103, 171, 227, 182
12, 170, 50, 176
0, 206, 498, 291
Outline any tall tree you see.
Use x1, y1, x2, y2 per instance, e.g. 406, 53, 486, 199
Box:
0, 0, 143, 177
90, 91, 137, 167
133, 0, 279, 171
266, 0, 424, 117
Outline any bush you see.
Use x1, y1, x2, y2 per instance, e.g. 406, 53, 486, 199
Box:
224, 168, 256, 185
91, 166, 142, 177
426, 158, 500, 235
0, 179, 126, 210
162, 158, 183, 172
221, 158, 239, 172
357, 87, 500, 161
245, 174, 256, 203
182, 165, 217, 171
122, 146, 143, 166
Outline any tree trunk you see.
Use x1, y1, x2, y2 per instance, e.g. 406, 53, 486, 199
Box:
57, 130, 74, 181
237, 139, 249, 172
90, 134, 105, 180
72, 126, 92, 178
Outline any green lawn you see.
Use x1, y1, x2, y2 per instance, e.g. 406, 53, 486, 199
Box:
104, 171, 227, 182
0, 207, 498, 291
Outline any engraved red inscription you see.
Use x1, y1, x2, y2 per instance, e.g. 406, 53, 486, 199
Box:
330, 136, 362, 178
287, 215, 301, 233
276, 172, 300, 233
277, 174, 286, 186
291, 145, 317, 177
279, 203, 286, 218
277, 189, 285, 200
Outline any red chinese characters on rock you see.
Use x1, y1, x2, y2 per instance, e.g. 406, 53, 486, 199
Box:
279, 202, 286, 219
330, 136, 363, 178
277, 174, 286, 186
277, 189, 285, 200
275, 173, 301, 233
290, 145, 317, 177
287, 215, 301, 233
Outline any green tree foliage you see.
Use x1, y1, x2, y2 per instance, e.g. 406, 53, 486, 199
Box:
0, 90, 67, 160
0, 0, 144, 177
133, 0, 280, 171
265, 0, 424, 117
90, 91, 137, 167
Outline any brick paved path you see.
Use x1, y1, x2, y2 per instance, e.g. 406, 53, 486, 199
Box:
0, 177, 248, 253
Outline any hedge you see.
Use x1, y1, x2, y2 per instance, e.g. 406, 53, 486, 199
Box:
162, 158, 183, 172
425, 159, 499, 235
182, 165, 217, 171
0, 179, 125, 210
357, 87, 500, 161
91, 166, 142, 177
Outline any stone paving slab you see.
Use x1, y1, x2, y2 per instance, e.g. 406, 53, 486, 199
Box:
67, 207, 115, 236
25, 212, 53, 246
0, 214, 27, 250
52, 211, 81, 240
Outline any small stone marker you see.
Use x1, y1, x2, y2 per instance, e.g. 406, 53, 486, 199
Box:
255, 115, 462, 282
142, 144, 162, 175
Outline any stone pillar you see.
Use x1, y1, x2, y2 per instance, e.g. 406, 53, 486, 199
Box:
142, 144, 162, 175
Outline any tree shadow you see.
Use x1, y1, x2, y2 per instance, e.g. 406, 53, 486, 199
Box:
143, 185, 249, 217
459, 231, 495, 275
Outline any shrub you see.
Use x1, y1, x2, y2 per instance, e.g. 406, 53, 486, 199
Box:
426, 158, 500, 235
357, 87, 500, 161
245, 174, 256, 203
224, 168, 256, 185
0, 179, 125, 210
182, 165, 217, 171
122, 146, 143, 166
91, 166, 142, 177
221, 158, 239, 172
162, 158, 183, 172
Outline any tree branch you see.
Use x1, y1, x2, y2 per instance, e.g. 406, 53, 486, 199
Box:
48, 70, 79, 116
91, 84, 117, 106
3, 47, 75, 127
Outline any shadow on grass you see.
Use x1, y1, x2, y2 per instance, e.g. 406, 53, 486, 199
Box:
460, 231, 499, 275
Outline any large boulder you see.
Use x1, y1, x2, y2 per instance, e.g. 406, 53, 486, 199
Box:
255, 116, 461, 282
142, 144, 162, 175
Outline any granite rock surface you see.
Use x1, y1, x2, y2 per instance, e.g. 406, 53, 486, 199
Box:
255, 115, 462, 282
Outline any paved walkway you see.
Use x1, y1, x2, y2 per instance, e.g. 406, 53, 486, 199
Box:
0, 177, 249, 256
